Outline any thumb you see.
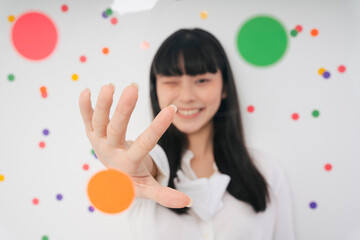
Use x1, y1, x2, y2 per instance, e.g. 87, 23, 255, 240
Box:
147, 184, 192, 209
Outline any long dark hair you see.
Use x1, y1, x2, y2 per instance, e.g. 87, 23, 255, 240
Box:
149, 28, 269, 214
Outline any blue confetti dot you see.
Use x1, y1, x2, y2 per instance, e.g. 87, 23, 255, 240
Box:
43, 129, 49, 136
323, 71, 331, 79
310, 201, 317, 209
89, 206, 95, 212
56, 194, 63, 201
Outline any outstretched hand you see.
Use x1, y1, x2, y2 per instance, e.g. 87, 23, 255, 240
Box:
79, 83, 192, 208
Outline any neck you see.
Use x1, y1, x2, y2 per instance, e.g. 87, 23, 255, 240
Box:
187, 121, 214, 160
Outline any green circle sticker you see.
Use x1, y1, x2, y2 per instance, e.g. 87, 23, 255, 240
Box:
237, 16, 288, 66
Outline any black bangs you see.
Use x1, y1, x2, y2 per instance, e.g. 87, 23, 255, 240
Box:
152, 30, 222, 76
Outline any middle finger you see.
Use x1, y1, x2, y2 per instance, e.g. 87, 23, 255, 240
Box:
107, 83, 139, 147
92, 84, 115, 138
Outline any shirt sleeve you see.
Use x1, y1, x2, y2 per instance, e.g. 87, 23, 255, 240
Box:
248, 148, 296, 240
271, 160, 296, 240
148, 144, 170, 186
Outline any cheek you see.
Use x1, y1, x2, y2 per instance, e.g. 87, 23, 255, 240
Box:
201, 87, 223, 106
156, 86, 174, 109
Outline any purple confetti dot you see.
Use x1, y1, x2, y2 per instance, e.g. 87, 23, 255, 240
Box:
323, 71, 331, 79
43, 129, 49, 136
310, 201, 317, 209
56, 194, 63, 201
89, 206, 95, 212
102, 11, 107, 18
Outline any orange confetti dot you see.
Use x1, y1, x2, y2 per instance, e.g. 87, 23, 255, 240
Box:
200, 11, 208, 19
87, 169, 134, 214
41, 92, 48, 98
40, 86, 47, 93
8, 15, 15, 22
318, 68, 326, 75
102, 47, 109, 55
72, 74, 78, 81
310, 28, 318, 37
0, 175, 4, 181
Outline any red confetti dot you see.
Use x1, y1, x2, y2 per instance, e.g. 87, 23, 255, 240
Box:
247, 105, 255, 113
295, 25, 302, 32
61, 4, 68, 12
33, 198, 39, 205
111, 17, 118, 25
292, 113, 299, 120
325, 163, 332, 171
83, 164, 89, 171
41, 92, 48, 98
39, 141, 46, 148
11, 12, 58, 60
338, 65, 346, 73
80, 55, 87, 63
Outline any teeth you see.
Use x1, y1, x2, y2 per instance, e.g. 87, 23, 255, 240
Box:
178, 109, 200, 115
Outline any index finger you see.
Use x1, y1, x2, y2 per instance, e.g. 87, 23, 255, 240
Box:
127, 105, 177, 163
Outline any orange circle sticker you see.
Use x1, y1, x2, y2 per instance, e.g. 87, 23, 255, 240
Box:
310, 28, 319, 37
87, 169, 135, 214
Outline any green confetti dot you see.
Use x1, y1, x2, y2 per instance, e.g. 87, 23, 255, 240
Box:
8, 74, 15, 81
42, 236, 49, 240
236, 15, 288, 66
91, 149, 95, 155
105, 8, 113, 16
312, 110, 320, 118
290, 29, 298, 37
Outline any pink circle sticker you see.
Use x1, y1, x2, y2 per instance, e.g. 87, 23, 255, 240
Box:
11, 12, 58, 60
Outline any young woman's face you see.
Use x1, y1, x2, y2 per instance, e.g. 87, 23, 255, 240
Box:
156, 70, 225, 135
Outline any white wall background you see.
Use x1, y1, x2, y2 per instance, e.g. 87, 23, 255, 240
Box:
1, 0, 360, 239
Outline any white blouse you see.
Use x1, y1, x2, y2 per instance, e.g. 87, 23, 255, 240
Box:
126, 144, 296, 240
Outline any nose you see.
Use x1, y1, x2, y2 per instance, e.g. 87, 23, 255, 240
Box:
178, 81, 196, 103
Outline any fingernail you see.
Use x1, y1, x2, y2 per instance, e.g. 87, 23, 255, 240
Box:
130, 82, 139, 91
169, 104, 177, 113
186, 197, 192, 207
108, 83, 115, 91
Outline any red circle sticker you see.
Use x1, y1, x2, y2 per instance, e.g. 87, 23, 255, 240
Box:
11, 12, 58, 60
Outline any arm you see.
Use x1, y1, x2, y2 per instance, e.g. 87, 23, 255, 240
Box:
272, 165, 296, 240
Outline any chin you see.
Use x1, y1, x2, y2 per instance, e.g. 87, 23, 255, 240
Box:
173, 124, 200, 135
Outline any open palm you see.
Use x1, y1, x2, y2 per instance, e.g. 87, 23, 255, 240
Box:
78, 83, 191, 208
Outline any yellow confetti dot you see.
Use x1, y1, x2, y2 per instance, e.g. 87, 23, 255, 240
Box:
318, 68, 325, 75
0, 175, 4, 181
72, 74, 79, 81
200, 11, 208, 19
8, 15, 15, 22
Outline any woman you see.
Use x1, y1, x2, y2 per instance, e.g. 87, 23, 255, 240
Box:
79, 28, 295, 240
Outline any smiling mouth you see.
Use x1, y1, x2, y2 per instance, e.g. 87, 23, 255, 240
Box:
177, 108, 204, 117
